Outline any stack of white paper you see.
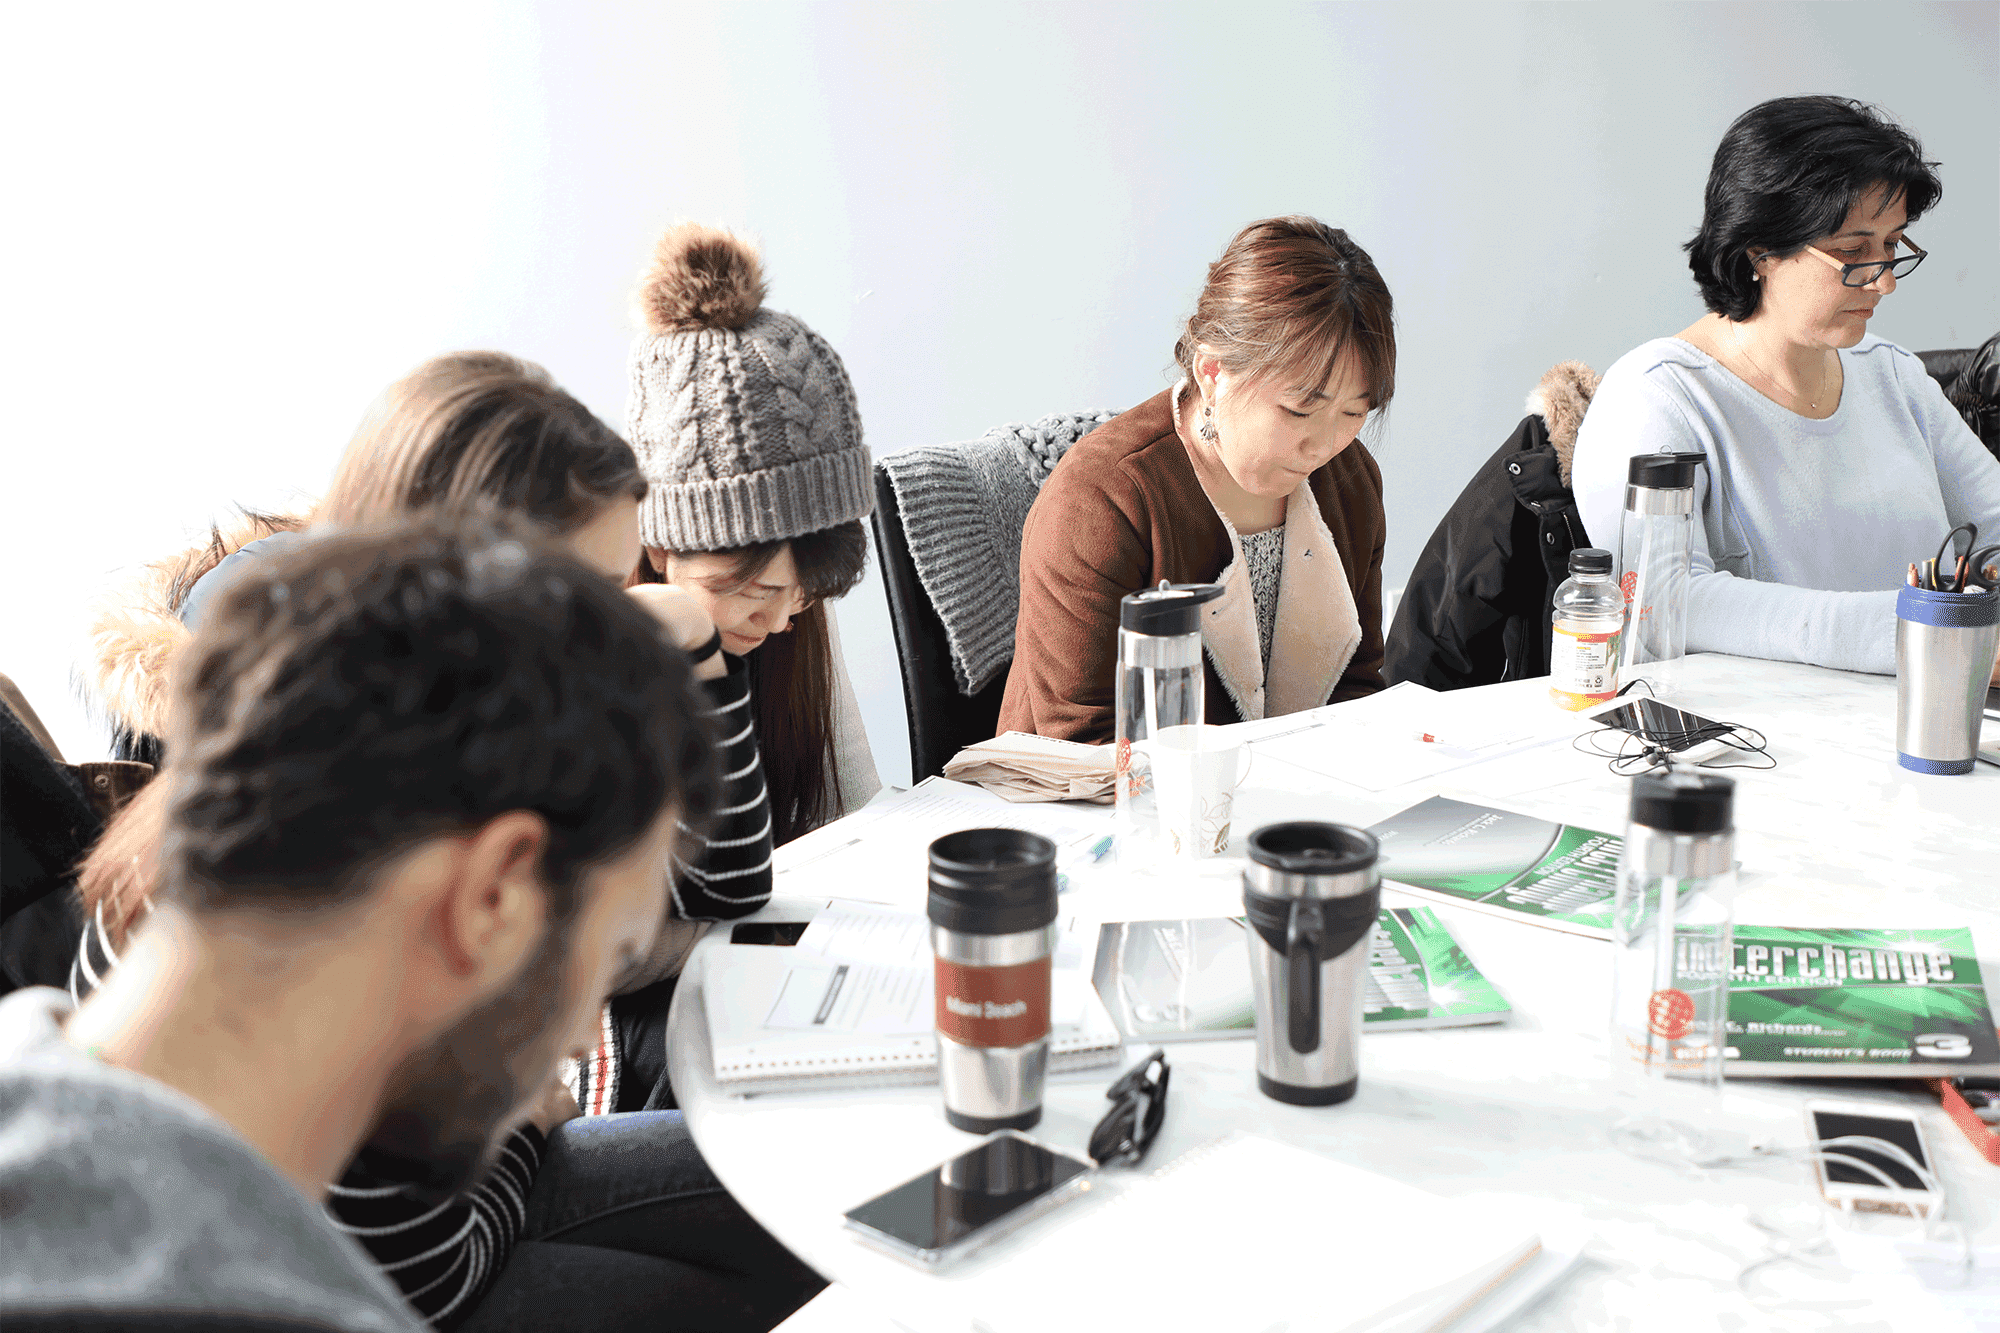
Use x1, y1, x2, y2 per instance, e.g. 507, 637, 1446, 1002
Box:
775, 778, 1113, 908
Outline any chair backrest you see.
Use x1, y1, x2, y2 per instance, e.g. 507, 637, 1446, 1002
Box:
870, 467, 1011, 780
872, 411, 1116, 781
1919, 334, 2000, 462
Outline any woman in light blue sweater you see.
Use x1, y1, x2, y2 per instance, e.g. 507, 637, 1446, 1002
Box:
1572, 96, 2000, 680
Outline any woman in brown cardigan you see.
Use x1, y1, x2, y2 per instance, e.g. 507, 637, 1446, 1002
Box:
999, 216, 1395, 742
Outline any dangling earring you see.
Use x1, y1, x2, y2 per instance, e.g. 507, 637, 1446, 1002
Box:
1197, 401, 1218, 443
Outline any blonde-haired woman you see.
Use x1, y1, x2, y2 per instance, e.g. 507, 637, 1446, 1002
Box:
1002, 215, 1396, 741
71, 351, 813, 1331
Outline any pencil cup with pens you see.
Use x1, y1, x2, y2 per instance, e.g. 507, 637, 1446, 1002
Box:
1897, 524, 2000, 776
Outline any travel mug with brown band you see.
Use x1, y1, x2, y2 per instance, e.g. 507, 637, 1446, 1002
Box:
929, 829, 1059, 1133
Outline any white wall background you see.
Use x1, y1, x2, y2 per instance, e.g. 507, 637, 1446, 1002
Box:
5, 1, 1995, 783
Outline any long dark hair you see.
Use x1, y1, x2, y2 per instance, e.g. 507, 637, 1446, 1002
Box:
635, 520, 869, 845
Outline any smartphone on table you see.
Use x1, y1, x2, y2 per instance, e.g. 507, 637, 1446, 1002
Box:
1587, 697, 1737, 762
842, 1130, 1096, 1268
1803, 1097, 1944, 1219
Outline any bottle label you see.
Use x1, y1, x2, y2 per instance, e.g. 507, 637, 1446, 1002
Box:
935, 955, 1051, 1049
1549, 624, 1620, 709
1647, 988, 1695, 1040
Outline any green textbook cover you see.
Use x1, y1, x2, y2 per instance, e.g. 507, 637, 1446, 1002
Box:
1368, 796, 1620, 939
1725, 926, 2000, 1078
1091, 907, 1510, 1042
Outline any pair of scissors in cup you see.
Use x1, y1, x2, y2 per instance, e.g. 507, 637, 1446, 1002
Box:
1931, 523, 1999, 592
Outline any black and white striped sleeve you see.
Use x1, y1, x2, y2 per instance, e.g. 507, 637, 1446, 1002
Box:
671, 652, 773, 921
327, 1126, 545, 1329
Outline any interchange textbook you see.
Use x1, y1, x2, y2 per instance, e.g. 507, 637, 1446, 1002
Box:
1091, 907, 1510, 1041
1724, 926, 2000, 1078
1367, 797, 1620, 940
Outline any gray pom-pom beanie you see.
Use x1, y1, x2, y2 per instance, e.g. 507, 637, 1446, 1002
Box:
626, 223, 872, 552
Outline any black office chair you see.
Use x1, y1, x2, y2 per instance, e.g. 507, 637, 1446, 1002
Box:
1919, 332, 2000, 463
871, 467, 1011, 781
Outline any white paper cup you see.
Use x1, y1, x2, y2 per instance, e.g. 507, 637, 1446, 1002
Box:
1150, 724, 1253, 859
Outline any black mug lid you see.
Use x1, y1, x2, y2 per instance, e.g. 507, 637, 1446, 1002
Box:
927, 828, 1058, 935
1247, 822, 1380, 877
1627, 452, 1703, 490
1629, 770, 1734, 834
1120, 581, 1225, 636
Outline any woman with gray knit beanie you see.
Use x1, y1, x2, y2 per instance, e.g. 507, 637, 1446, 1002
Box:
625, 222, 881, 844
600, 225, 883, 1115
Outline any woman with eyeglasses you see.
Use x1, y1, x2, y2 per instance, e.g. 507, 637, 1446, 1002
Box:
1572, 96, 2000, 681
601, 223, 880, 1112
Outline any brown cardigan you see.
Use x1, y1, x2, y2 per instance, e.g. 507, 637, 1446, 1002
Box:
999, 387, 1386, 743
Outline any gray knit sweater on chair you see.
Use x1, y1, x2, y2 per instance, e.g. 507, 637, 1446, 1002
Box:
879, 411, 1117, 696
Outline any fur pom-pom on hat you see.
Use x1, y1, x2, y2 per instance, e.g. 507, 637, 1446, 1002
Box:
637, 223, 767, 334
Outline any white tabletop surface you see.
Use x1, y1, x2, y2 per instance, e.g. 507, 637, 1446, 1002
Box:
669, 655, 2000, 1331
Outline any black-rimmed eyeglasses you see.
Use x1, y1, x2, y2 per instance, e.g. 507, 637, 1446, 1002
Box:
1802, 237, 1927, 288
1088, 1049, 1169, 1167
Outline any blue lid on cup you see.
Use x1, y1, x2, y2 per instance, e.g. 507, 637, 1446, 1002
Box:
1897, 586, 2000, 629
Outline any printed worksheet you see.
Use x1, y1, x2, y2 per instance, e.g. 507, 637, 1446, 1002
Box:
762, 960, 931, 1035
774, 778, 1111, 906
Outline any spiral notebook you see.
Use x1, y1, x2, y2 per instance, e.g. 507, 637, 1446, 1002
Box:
702, 910, 1122, 1093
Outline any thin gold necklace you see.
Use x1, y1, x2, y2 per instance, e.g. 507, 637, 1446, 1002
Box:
1730, 322, 1828, 413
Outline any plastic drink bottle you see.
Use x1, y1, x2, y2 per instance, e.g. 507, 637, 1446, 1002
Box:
1549, 547, 1624, 710
1618, 453, 1700, 698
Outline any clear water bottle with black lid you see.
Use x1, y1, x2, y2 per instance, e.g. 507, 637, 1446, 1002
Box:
1115, 580, 1223, 857
1619, 453, 1701, 698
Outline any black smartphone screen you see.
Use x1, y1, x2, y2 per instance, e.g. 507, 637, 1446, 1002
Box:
844, 1134, 1091, 1253
1595, 699, 1733, 751
729, 922, 809, 947
1811, 1109, 1931, 1188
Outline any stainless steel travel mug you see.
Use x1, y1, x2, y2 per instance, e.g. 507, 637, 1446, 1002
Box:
929, 829, 1059, 1133
1242, 823, 1382, 1106
1895, 587, 1999, 775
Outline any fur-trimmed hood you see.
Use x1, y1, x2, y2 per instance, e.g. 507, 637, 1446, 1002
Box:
84, 510, 309, 750
1525, 360, 1600, 488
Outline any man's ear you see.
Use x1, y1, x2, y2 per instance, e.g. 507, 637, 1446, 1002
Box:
435, 810, 550, 982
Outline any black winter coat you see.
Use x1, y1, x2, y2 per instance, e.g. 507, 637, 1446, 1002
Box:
1385, 412, 1591, 690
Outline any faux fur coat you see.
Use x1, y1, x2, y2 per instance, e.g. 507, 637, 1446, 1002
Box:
1384, 361, 1600, 689
84, 511, 309, 762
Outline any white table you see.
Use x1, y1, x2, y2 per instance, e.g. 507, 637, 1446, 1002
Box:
669, 655, 2000, 1331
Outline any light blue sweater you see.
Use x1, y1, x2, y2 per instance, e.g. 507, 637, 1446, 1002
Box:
1571, 334, 2000, 675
